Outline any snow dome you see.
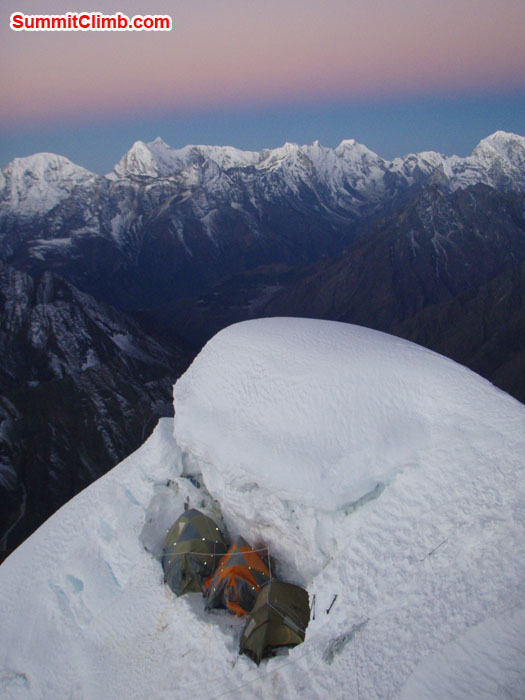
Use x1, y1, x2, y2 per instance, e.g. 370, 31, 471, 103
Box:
173, 318, 524, 581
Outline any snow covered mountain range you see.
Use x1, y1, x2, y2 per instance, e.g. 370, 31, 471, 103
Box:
0, 318, 523, 699
3, 131, 523, 218
1, 132, 524, 307
110, 130, 525, 190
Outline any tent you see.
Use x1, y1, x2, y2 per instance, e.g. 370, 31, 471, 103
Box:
205, 537, 271, 616
240, 581, 310, 665
162, 509, 228, 596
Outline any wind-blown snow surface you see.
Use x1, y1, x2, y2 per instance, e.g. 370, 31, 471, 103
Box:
1, 318, 524, 699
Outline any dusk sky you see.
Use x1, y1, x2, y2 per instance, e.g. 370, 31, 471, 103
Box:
2, 0, 524, 173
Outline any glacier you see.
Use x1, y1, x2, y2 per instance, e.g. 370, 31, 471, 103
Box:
0, 318, 524, 699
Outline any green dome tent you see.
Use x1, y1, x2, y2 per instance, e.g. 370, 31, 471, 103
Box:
162, 509, 228, 596
240, 581, 310, 665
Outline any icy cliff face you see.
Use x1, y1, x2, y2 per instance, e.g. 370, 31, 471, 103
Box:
0, 318, 524, 699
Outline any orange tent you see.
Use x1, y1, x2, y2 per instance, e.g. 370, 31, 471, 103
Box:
205, 537, 271, 616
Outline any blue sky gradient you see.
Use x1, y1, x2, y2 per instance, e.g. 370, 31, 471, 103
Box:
2, 91, 524, 173
2, 0, 524, 172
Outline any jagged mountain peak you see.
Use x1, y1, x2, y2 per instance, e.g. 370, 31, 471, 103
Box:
111, 140, 160, 178
150, 136, 169, 147
110, 138, 259, 179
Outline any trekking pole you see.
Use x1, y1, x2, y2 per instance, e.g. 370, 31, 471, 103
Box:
326, 594, 338, 614
311, 594, 316, 620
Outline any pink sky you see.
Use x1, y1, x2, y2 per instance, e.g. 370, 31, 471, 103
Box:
2, 0, 524, 128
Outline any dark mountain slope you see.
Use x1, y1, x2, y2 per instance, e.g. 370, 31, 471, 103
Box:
393, 260, 525, 401
0, 263, 190, 559
260, 185, 525, 400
